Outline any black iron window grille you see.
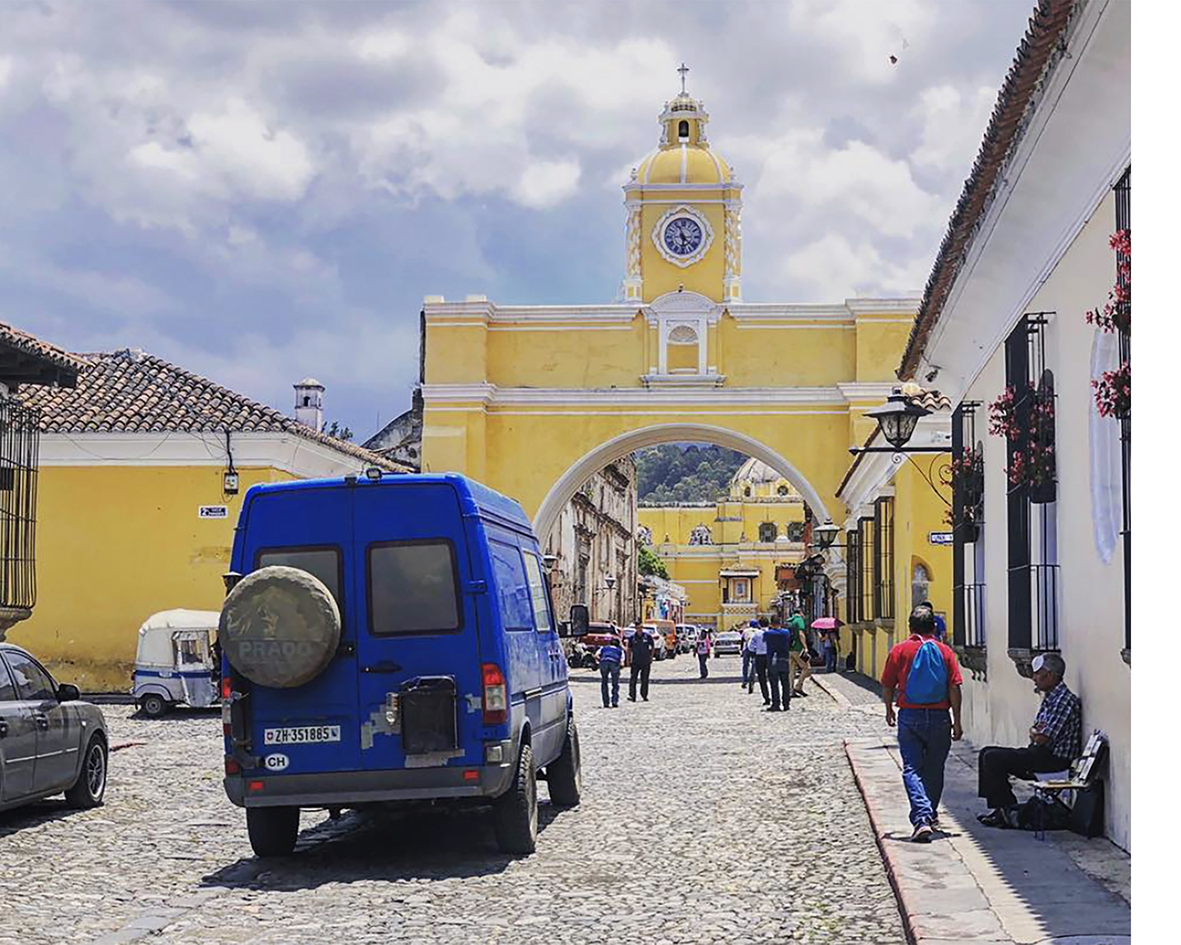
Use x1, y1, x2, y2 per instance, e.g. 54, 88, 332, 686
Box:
1004, 315, 1060, 675
859, 516, 875, 621
874, 497, 895, 620
0, 398, 40, 611
846, 529, 861, 623
1115, 167, 1131, 660
952, 403, 986, 653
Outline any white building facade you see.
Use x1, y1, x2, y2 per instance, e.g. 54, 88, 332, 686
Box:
898, 0, 1130, 849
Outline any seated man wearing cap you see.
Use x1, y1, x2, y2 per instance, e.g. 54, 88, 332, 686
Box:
977, 652, 1082, 827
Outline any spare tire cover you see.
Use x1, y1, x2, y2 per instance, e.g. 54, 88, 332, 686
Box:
220, 566, 341, 689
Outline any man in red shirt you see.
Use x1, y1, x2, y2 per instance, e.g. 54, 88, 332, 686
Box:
881, 605, 964, 842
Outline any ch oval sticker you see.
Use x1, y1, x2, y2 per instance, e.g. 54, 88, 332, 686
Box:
264, 753, 290, 772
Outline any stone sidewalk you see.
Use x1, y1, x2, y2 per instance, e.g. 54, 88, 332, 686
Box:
842, 725, 1130, 945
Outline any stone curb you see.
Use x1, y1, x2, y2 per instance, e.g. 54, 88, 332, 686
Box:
811, 673, 853, 709
844, 736, 919, 945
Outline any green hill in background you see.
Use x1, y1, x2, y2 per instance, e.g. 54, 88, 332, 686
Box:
635, 443, 747, 506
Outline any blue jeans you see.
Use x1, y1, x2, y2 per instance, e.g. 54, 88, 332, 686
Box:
823, 642, 837, 673
741, 650, 755, 684
896, 708, 952, 827
600, 662, 620, 706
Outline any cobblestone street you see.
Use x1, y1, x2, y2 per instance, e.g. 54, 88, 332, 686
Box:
1, 660, 905, 945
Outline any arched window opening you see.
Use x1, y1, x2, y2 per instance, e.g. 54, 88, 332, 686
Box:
303, 396, 311, 407
678, 120, 690, 139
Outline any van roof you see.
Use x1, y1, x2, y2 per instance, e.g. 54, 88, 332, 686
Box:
243, 472, 534, 532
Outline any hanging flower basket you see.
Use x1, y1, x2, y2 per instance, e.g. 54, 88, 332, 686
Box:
1093, 360, 1130, 420
947, 446, 984, 541
989, 382, 1057, 502
1086, 229, 1131, 421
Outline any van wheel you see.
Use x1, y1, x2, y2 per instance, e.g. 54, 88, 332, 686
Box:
140, 694, 168, 718
493, 744, 538, 855
65, 736, 107, 809
247, 807, 300, 858
547, 719, 581, 808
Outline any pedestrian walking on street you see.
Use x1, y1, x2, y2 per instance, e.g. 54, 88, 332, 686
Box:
599, 635, 623, 708
763, 620, 793, 711
788, 614, 812, 696
741, 619, 758, 688
696, 631, 712, 678
821, 628, 838, 674
747, 618, 770, 703
881, 604, 964, 842
628, 625, 654, 702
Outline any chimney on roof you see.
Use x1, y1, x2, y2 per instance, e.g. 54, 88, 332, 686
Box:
293, 376, 325, 433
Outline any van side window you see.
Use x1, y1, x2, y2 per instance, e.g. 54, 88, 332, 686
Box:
490, 541, 534, 632
257, 547, 343, 608
368, 540, 461, 635
523, 554, 553, 635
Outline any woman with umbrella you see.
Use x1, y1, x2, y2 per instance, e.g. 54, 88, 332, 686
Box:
812, 616, 843, 674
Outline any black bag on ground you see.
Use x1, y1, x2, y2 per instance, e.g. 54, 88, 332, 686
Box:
1015, 794, 1071, 832
1068, 783, 1105, 838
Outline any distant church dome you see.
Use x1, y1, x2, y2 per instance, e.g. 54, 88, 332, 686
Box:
731, 458, 781, 487
631, 91, 733, 186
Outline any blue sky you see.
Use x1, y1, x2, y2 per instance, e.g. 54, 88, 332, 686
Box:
0, 0, 1033, 439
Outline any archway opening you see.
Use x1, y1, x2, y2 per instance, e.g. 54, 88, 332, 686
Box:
537, 423, 831, 635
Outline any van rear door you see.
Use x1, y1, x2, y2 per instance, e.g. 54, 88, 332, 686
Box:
352, 480, 484, 771
243, 486, 361, 774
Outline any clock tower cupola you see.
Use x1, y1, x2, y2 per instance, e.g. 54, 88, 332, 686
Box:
622, 67, 743, 304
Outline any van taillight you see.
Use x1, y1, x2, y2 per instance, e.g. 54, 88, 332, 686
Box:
482, 663, 507, 725
221, 676, 232, 700
224, 757, 241, 776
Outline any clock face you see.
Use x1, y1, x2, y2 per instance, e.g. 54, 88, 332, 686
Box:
663, 217, 703, 256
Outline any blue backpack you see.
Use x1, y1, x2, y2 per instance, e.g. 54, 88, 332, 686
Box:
905, 640, 949, 704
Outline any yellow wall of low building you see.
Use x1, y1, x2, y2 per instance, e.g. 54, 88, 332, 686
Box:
891, 461, 953, 628
10, 464, 294, 691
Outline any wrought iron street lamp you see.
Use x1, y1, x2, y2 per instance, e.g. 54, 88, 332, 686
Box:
812, 520, 841, 550
864, 389, 932, 450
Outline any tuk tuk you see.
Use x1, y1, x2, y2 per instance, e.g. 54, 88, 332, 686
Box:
131, 609, 221, 718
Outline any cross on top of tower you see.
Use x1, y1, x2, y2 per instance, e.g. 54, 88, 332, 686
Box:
678, 62, 689, 94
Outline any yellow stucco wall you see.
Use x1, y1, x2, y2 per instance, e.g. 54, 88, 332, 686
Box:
10, 465, 294, 690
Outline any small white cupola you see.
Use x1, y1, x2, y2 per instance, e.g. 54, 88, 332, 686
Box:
293, 377, 325, 432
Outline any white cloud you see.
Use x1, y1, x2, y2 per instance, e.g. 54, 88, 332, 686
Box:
910, 83, 997, 172
129, 98, 316, 204
511, 160, 581, 210
777, 233, 927, 299
786, 0, 935, 84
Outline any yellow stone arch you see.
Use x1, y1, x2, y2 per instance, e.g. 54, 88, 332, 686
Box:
417, 83, 920, 535
533, 422, 830, 540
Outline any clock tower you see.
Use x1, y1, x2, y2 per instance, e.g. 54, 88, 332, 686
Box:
622, 74, 743, 305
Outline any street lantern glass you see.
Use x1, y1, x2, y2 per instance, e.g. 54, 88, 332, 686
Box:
865, 391, 930, 450
813, 520, 840, 549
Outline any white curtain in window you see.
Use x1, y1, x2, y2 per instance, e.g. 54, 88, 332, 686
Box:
1089, 329, 1122, 563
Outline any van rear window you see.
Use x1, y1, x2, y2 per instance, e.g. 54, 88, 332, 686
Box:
256, 547, 342, 608
368, 540, 461, 635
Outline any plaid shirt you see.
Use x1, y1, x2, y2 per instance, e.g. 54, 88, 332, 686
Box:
1034, 681, 1082, 761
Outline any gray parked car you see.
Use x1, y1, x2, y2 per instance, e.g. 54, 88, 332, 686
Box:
0, 643, 109, 813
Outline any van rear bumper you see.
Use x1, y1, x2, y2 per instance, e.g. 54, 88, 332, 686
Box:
225, 762, 516, 808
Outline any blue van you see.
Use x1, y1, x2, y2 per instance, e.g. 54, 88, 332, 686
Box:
219, 472, 587, 857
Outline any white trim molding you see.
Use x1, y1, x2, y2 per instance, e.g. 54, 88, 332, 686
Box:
39, 432, 379, 479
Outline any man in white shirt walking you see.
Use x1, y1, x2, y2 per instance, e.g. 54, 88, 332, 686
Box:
746, 617, 770, 705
